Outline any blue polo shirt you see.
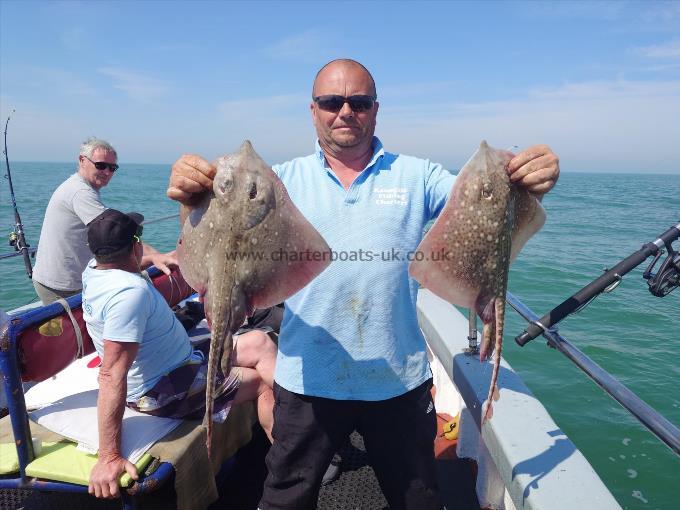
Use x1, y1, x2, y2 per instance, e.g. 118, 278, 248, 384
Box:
272, 137, 456, 400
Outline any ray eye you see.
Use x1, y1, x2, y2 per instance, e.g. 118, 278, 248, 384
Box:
218, 177, 233, 194
248, 181, 257, 199
482, 183, 493, 199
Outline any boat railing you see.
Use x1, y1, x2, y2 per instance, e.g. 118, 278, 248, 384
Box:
506, 291, 680, 456
505, 223, 680, 457
0, 246, 36, 261
506, 219, 680, 455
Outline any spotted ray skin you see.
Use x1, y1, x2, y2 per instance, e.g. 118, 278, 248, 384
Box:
177, 141, 331, 453
409, 141, 545, 422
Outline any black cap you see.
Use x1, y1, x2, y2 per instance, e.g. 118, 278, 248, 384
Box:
87, 209, 144, 256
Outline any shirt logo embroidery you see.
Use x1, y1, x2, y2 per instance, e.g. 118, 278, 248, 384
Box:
373, 187, 408, 206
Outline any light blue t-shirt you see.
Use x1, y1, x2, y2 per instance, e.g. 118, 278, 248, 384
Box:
272, 137, 455, 400
82, 260, 193, 400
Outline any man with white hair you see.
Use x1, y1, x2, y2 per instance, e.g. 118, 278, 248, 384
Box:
33, 137, 176, 304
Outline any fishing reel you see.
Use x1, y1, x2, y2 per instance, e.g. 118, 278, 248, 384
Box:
8, 226, 32, 258
8, 228, 29, 251
8, 230, 18, 247
516, 222, 680, 347
643, 244, 680, 297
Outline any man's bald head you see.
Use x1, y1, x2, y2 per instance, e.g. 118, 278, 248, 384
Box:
312, 59, 377, 99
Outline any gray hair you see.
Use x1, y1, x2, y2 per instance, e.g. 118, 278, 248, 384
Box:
79, 137, 117, 159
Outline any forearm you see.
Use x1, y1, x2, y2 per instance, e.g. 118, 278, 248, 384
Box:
97, 369, 127, 459
141, 242, 160, 261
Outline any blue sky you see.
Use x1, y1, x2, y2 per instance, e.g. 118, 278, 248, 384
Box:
1, 0, 679, 173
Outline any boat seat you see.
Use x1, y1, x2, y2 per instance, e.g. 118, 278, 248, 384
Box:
0, 266, 256, 509
17, 267, 193, 382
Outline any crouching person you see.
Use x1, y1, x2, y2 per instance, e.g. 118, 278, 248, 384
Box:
82, 209, 276, 499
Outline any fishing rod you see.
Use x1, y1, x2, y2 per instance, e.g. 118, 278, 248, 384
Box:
3, 111, 33, 279
515, 222, 680, 346
0, 213, 181, 261
0, 246, 36, 261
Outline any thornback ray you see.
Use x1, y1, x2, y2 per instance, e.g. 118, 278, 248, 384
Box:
177, 140, 331, 453
409, 140, 546, 422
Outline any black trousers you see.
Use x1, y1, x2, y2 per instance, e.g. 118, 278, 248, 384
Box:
259, 379, 442, 510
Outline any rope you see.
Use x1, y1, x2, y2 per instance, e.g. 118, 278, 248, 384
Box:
55, 298, 84, 359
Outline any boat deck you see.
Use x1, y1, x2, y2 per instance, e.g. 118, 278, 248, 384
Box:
318, 428, 479, 510
0, 417, 480, 510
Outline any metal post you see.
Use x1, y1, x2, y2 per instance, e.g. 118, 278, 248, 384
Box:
0, 325, 35, 478
464, 308, 478, 355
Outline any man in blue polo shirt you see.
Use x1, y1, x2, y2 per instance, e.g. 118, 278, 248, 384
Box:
168, 58, 559, 509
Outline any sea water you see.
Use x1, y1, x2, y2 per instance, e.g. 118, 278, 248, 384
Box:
1, 162, 679, 509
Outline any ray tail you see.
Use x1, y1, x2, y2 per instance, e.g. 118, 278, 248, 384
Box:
483, 296, 505, 423
204, 291, 232, 456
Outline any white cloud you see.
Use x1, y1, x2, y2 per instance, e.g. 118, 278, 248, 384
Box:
214, 93, 313, 162
261, 29, 336, 62
148, 43, 204, 53
98, 67, 169, 101
380, 81, 462, 100
0, 95, 107, 162
640, 2, 680, 24
632, 62, 680, 73
202, 80, 680, 173
217, 94, 306, 118
21, 67, 97, 97
519, 1, 626, 22
3, 79, 679, 174
633, 39, 680, 59
376, 79, 680, 173
528, 79, 680, 99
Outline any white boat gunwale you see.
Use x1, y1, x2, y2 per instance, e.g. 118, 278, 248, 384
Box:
417, 288, 621, 510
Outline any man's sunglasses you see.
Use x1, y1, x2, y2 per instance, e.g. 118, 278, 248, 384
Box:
83, 155, 119, 172
133, 225, 143, 243
313, 95, 376, 113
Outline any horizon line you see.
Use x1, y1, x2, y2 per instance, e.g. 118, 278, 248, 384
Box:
6, 160, 680, 176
